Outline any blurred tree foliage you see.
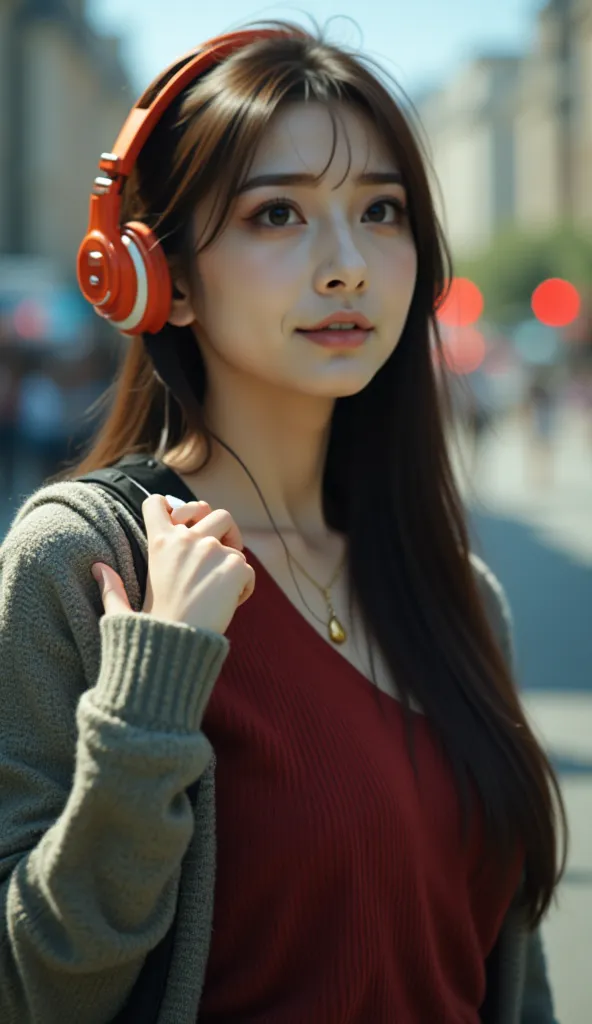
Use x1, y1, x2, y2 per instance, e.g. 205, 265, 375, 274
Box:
454, 224, 592, 326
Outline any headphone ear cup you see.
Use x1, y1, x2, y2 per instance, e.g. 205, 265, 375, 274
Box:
77, 228, 124, 319
114, 222, 173, 336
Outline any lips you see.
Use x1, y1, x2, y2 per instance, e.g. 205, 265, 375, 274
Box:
297, 324, 373, 350
298, 312, 374, 332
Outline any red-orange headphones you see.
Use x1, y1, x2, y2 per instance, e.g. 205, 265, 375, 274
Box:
77, 29, 283, 337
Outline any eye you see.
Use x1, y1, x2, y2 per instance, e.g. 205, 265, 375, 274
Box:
251, 200, 303, 228
363, 198, 408, 224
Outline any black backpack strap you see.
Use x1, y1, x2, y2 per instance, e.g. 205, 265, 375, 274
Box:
77, 455, 198, 598
75, 454, 203, 1022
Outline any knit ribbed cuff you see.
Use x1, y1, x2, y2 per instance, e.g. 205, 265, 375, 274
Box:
93, 613, 230, 733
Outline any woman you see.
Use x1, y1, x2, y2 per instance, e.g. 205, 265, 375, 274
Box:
0, 23, 566, 1024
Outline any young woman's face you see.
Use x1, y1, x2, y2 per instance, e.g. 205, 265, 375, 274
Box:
174, 101, 417, 399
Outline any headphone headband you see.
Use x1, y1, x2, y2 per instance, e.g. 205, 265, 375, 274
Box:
99, 29, 282, 185
77, 28, 287, 336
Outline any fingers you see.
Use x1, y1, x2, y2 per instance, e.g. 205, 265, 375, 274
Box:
142, 493, 245, 553
170, 501, 245, 553
189, 507, 245, 553
168, 500, 212, 528
236, 570, 256, 607
92, 563, 132, 617
142, 493, 177, 537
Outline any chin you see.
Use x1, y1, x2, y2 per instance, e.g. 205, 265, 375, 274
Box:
306, 366, 378, 399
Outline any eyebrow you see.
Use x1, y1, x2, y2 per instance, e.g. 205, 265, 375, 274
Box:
236, 170, 404, 194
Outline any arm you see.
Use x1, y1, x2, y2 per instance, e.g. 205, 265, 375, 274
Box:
0, 484, 229, 1024
471, 554, 559, 1024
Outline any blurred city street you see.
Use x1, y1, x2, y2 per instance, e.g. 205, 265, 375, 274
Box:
455, 408, 592, 1024
1, 0, 591, 1020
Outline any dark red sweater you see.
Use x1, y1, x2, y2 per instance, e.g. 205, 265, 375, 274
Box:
199, 549, 523, 1023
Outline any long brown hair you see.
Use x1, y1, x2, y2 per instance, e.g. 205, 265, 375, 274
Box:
63, 22, 566, 928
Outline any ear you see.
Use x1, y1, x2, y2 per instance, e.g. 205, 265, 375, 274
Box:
167, 278, 195, 328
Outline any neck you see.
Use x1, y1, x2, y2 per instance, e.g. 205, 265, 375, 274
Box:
166, 376, 337, 544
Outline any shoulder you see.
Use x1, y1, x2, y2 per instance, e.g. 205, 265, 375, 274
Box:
1, 480, 144, 610
469, 552, 512, 625
469, 552, 515, 670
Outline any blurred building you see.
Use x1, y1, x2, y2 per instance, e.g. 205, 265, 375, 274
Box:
416, 56, 521, 254
0, 0, 133, 279
0, 1, 133, 498
417, 0, 592, 257
515, 0, 592, 231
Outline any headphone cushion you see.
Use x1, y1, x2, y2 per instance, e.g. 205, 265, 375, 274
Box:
119, 222, 173, 335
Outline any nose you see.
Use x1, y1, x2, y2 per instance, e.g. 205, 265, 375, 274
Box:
313, 225, 368, 295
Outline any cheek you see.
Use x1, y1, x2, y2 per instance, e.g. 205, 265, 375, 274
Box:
384, 243, 417, 306
404, 249, 419, 299
198, 240, 303, 329
206, 234, 298, 289
195, 248, 285, 349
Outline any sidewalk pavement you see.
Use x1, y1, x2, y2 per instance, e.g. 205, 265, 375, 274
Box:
455, 407, 592, 567
455, 408, 592, 1023
521, 692, 592, 1024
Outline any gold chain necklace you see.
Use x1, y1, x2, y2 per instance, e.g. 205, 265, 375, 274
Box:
157, 425, 350, 645
284, 547, 348, 644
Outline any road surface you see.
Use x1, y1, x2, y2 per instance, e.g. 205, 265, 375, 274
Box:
462, 409, 592, 1024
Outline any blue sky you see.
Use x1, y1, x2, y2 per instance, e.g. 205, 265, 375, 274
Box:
87, 0, 543, 98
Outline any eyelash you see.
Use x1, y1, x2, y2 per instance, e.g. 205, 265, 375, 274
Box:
248, 195, 409, 227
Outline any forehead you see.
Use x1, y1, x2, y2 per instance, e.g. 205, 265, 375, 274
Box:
247, 102, 398, 180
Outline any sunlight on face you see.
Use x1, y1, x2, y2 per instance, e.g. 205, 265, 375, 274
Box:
190, 102, 418, 398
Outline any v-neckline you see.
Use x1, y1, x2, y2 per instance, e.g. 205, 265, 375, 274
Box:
159, 458, 414, 713
243, 544, 405, 711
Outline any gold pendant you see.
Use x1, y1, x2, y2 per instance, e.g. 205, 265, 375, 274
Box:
328, 616, 347, 644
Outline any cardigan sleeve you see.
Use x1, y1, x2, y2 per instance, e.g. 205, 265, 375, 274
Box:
0, 483, 229, 1024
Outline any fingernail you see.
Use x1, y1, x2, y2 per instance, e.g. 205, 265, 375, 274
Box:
91, 565, 102, 583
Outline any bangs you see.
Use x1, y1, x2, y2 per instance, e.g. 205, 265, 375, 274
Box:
146, 33, 419, 257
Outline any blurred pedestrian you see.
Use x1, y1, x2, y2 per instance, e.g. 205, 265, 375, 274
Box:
466, 368, 495, 478
525, 369, 558, 489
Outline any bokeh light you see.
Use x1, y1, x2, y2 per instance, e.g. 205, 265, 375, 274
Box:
531, 278, 581, 328
436, 277, 484, 327
441, 326, 487, 375
13, 299, 47, 341
513, 320, 560, 366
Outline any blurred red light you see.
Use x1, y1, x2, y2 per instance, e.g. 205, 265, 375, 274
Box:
436, 278, 484, 327
531, 278, 580, 327
442, 326, 487, 375
13, 299, 47, 340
